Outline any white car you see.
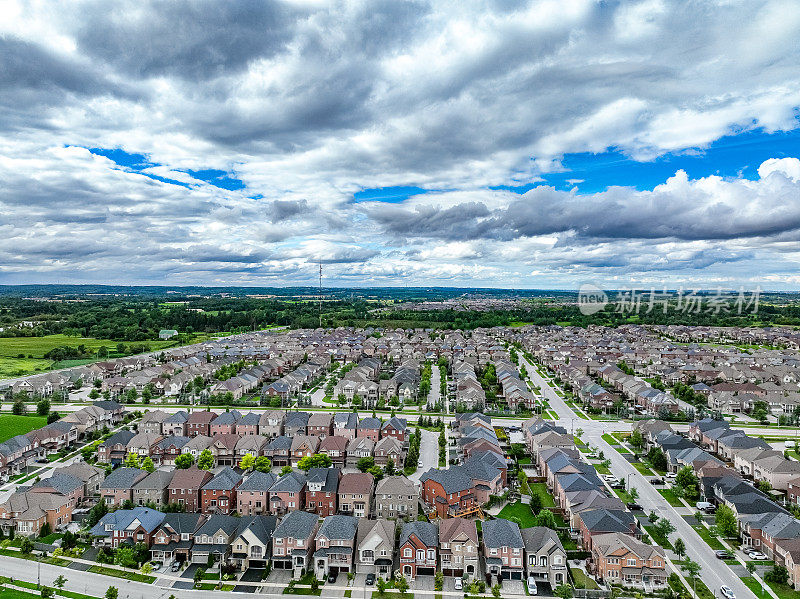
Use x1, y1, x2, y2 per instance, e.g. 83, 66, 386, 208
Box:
602, 474, 616, 481
665, 472, 677, 479
454, 579, 463, 591
748, 551, 767, 560
527, 577, 538, 595
720, 586, 735, 599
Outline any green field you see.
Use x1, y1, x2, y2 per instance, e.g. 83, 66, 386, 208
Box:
0, 415, 49, 442
0, 334, 183, 378
497, 501, 538, 527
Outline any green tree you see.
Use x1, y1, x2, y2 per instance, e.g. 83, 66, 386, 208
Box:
655, 517, 676, 541
20, 537, 34, 554
648, 510, 659, 524
629, 429, 645, 450
194, 568, 205, 588
628, 487, 639, 502
529, 492, 543, 515
674, 538, 686, 559
39, 522, 52, 538
37, 399, 50, 416
280, 465, 293, 475
555, 584, 574, 599
376, 577, 387, 596
396, 576, 409, 596
142, 457, 155, 473
434, 571, 443, 591
197, 448, 214, 470
175, 453, 194, 469
297, 454, 332, 472
492, 584, 501, 599
534, 509, 557, 529
675, 465, 700, 499
681, 558, 701, 593
105, 587, 118, 599
357, 456, 376, 472
255, 456, 272, 472
123, 451, 141, 469
239, 453, 256, 471
53, 576, 67, 590
715, 504, 738, 538
89, 389, 100, 400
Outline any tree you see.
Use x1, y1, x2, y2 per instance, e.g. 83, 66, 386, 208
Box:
310, 578, 320, 593
20, 537, 34, 554
492, 584, 501, 599
648, 510, 659, 524
141, 563, 153, 575
105, 587, 118, 599
758, 479, 772, 494
239, 454, 256, 471
297, 454, 332, 472
123, 451, 141, 469
673, 538, 686, 559
357, 456, 376, 472
655, 517, 676, 540
628, 487, 639, 502
629, 429, 645, 450
715, 504, 738, 538
86, 499, 108, 527
555, 584, 574, 599
12, 399, 25, 415
194, 568, 205, 588
39, 521, 52, 538
175, 453, 194, 469
534, 509, 557, 530
676, 465, 700, 499
529, 492, 543, 515
89, 389, 100, 400
41, 587, 54, 599
197, 448, 214, 470
142, 457, 155, 473
766, 566, 790, 585
114, 546, 137, 568
255, 456, 272, 472
396, 576, 409, 596
376, 577, 387, 596
435, 571, 443, 591
37, 399, 50, 416
681, 558, 701, 593
53, 576, 67, 590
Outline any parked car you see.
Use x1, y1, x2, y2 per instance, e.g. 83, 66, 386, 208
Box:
149, 563, 161, 572
327, 572, 337, 584
665, 472, 676, 479
454, 579, 463, 591
650, 477, 664, 485
715, 550, 732, 559
365, 573, 375, 586
627, 502, 643, 511
720, 586, 735, 599
171, 561, 182, 572
747, 551, 767, 560
602, 474, 616, 481
696, 501, 714, 511
527, 577, 538, 595
610, 481, 624, 489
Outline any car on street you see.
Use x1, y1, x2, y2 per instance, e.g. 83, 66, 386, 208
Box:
365, 573, 375, 586
602, 474, 616, 481
610, 481, 624, 489
454, 579, 463, 591
720, 586, 735, 599
715, 550, 732, 559
626, 502, 643, 511
696, 501, 714, 511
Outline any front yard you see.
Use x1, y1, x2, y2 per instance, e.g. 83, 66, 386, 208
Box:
742, 577, 800, 599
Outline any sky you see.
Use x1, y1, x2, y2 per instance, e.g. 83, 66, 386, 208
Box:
3, 0, 800, 290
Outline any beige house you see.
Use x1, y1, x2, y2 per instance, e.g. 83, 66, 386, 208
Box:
439, 517, 479, 580
355, 518, 395, 576
374, 475, 418, 520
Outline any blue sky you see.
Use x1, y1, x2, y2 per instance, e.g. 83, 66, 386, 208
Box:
4, 1, 800, 288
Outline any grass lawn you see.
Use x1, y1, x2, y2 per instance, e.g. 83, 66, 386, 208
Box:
371, 593, 413, 599
87, 566, 155, 583
644, 525, 675, 550
691, 525, 725, 551
658, 489, 684, 506
497, 501, 537, 528
601, 433, 618, 445
743, 577, 800, 599
594, 463, 611, 475
569, 568, 598, 589
0, 588, 41, 599
0, 415, 49, 443
528, 483, 556, 508
632, 462, 655, 476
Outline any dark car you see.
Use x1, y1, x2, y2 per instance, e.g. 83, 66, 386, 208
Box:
650, 478, 664, 485
327, 572, 337, 584
626, 503, 643, 511
365, 573, 375, 586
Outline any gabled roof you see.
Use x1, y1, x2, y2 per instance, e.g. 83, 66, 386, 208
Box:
483, 517, 524, 548
239, 470, 278, 492
317, 514, 358, 541
400, 520, 438, 547
101, 467, 147, 489
202, 466, 242, 491
273, 509, 318, 539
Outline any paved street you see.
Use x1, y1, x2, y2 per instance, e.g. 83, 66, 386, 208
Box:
409, 428, 438, 483
592, 433, 757, 599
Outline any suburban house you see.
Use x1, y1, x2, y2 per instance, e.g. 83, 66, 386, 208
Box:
133, 469, 175, 507
237, 471, 278, 516
150, 512, 206, 564
305, 467, 340, 517
313, 514, 358, 578
89, 506, 165, 548
338, 472, 374, 518
355, 518, 395, 577
269, 470, 307, 516
439, 517, 479, 580
590, 532, 667, 588
482, 518, 525, 581
99, 467, 148, 506
191, 514, 241, 565
230, 515, 278, 570
168, 466, 213, 512
374, 475, 418, 520
521, 527, 568, 589
271, 510, 320, 577
200, 466, 243, 515
399, 521, 438, 579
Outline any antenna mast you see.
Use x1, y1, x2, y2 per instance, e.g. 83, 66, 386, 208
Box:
319, 262, 323, 328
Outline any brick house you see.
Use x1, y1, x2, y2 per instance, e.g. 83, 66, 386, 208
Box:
319, 436, 349, 468
591, 532, 666, 587
187, 411, 217, 437
269, 470, 307, 516
307, 413, 334, 439
439, 517, 479, 579
168, 466, 213, 512
237, 471, 277, 516
380, 417, 408, 444
374, 475, 418, 520
271, 510, 320, 577
99, 467, 148, 507
305, 467, 340, 517
209, 410, 242, 436
357, 418, 381, 442
291, 435, 320, 466
313, 514, 358, 578
482, 518, 525, 581
200, 466, 242, 515
419, 466, 477, 519
399, 521, 438, 579
338, 472, 374, 518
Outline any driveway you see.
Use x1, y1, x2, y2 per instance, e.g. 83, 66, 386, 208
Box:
503, 580, 525, 595
412, 575, 435, 591
409, 429, 437, 483
172, 563, 201, 589
265, 569, 293, 585
234, 568, 264, 593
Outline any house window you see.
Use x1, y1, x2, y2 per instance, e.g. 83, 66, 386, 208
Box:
627, 559, 636, 566
404, 548, 412, 558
